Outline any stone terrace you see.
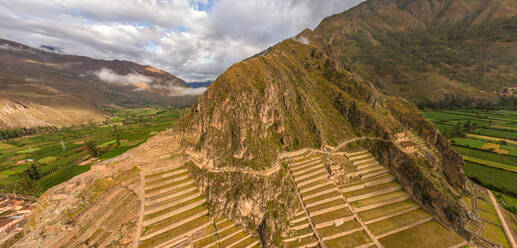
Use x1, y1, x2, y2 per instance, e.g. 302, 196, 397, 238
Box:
137, 143, 261, 248
282, 147, 468, 248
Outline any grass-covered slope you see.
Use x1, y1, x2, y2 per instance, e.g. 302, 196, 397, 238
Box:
177, 38, 466, 197
302, 0, 517, 106
179, 39, 445, 170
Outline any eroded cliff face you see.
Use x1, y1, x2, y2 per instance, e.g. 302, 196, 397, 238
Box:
185, 162, 300, 247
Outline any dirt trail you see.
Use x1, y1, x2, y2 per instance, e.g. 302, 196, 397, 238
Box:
488, 191, 517, 248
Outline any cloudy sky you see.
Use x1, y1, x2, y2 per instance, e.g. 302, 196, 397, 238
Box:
0, 0, 364, 82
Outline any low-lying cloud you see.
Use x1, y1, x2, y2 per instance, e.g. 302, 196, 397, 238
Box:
95, 68, 153, 85
171, 86, 207, 96
94, 67, 206, 96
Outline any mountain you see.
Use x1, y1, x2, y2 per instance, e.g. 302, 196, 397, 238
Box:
8, 40, 474, 248
299, 0, 517, 107
4, 0, 514, 247
0, 39, 197, 128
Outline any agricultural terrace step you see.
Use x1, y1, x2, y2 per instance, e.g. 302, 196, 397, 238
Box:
144, 198, 206, 226
346, 185, 402, 202
194, 234, 218, 248
140, 209, 209, 241
233, 236, 259, 248
291, 218, 310, 229
145, 168, 188, 180
217, 221, 237, 233
305, 191, 342, 206
345, 150, 369, 158
352, 157, 376, 166
291, 216, 309, 225
282, 232, 314, 242
354, 195, 410, 212
291, 159, 325, 172
146, 159, 183, 170
306, 195, 343, 208
142, 216, 212, 248
291, 155, 324, 167
145, 178, 194, 195
356, 161, 380, 170
304, 188, 341, 202
300, 182, 334, 195
322, 228, 363, 241
293, 164, 326, 177
218, 226, 244, 242
294, 168, 328, 182
145, 186, 197, 205
314, 214, 355, 228
244, 240, 260, 248
191, 225, 217, 243
145, 190, 201, 212
349, 153, 373, 162
291, 222, 310, 230
283, 234, 319, 248
297, 174, 328, 187
360, 169, 389, 180
145, 173, 191, 190
308, 198, 348, 214
280, 149, 311, 159
340, 176, 395, 193
226, 234, 252, 248
345, 166, 384, 177
364, 206, 421, 225
375, 216, 433, 239
296, 171, 329, 186
309, 204, 349, 217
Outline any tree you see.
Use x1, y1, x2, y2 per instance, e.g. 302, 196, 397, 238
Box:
86, 141, 100, 157
112, 125, 121, 146
25, 164, 41, 181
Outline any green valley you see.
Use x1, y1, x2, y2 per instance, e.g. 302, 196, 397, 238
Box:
424, 109, 517, 215
0, 108, 186, 195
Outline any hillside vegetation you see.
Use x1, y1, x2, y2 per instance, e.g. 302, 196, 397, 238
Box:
301, 0, 517, 106
0, 108, 185, 195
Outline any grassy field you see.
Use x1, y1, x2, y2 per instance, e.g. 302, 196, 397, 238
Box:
424, 109, 517, 215
0, 107, 186, 195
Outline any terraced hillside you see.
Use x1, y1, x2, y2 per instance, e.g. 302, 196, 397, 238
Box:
281, 147, 468, 248
5, 132, 261, 248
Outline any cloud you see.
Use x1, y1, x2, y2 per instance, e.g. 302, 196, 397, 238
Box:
171, 86, 207, 96
94, 68, 153, 85
0, 0, 364, 81
293, 36, 310, 45
94, 67, 206, 95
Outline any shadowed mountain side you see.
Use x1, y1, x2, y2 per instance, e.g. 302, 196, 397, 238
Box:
299, 0, 517, 106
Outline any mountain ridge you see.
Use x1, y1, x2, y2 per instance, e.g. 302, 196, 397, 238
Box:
298, 0, 517, 106
0, 38, 196, 129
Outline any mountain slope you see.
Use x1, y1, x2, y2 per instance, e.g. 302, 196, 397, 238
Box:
7, 38, 474, 248
300, 0, 517, 106
0, 39, 196, 128
6, 0, 511, 246
178, 38, 471, 242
